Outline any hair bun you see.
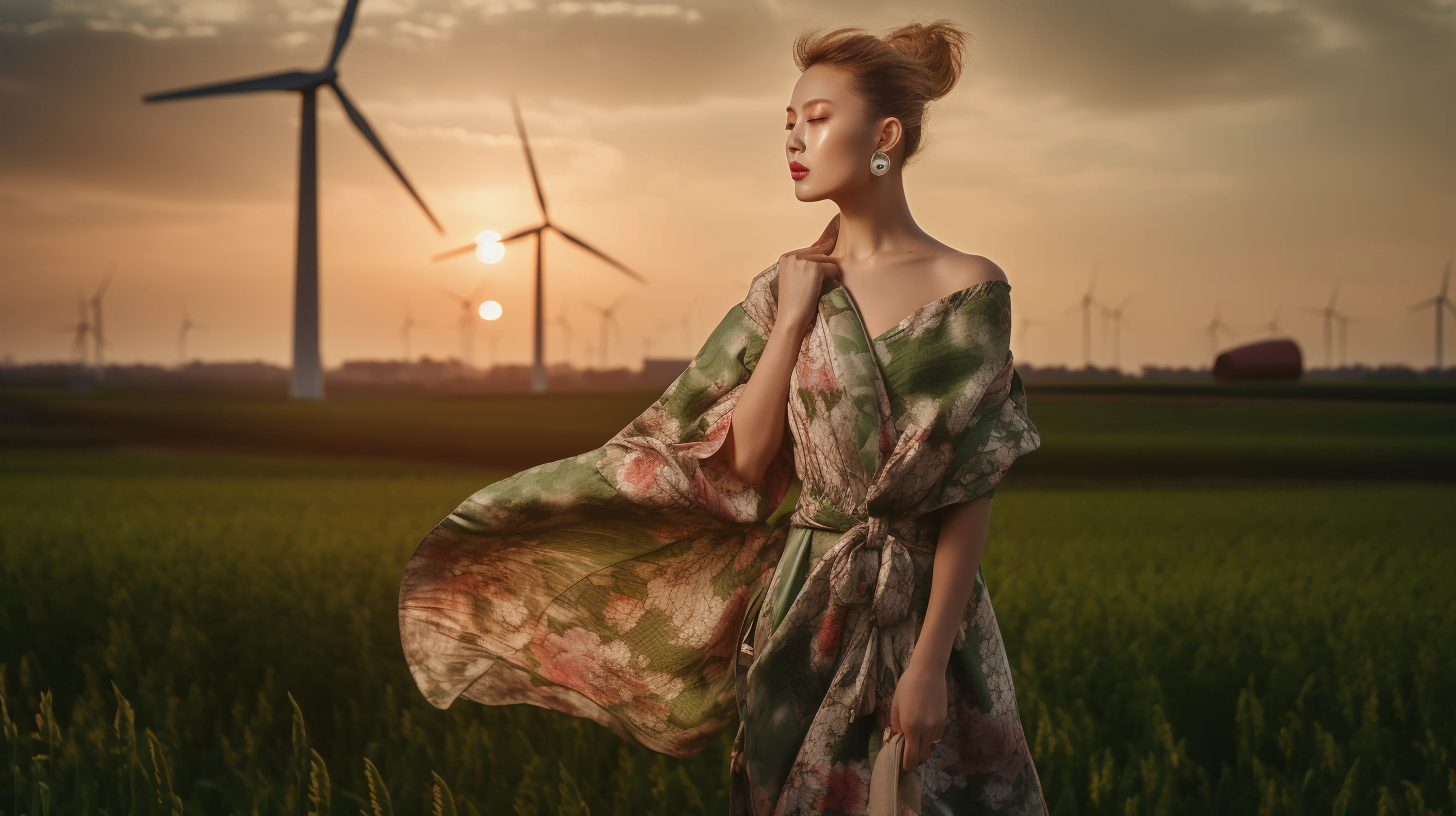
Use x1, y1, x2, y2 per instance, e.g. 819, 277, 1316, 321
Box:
884, 20, 968, 101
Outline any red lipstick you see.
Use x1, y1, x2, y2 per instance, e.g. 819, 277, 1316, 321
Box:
789, 161, 809, 180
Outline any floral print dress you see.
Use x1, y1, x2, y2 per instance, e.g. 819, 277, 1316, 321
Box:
399, 214, 1046, 816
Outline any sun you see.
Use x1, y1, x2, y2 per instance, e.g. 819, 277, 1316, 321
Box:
474, 231, 505, 264
478, 300, 503, 321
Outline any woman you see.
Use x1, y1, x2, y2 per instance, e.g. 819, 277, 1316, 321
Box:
399, 19, 1047, 816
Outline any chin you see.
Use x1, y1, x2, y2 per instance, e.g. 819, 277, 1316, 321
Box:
793, 183, 832, 203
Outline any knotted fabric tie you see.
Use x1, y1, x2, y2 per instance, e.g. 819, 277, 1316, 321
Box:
823, 510, 917, 723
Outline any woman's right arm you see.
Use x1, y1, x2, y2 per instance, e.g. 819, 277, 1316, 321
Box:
711, 248, 839, 485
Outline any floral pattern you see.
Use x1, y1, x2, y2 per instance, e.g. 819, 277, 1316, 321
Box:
399, 214, 1045, 814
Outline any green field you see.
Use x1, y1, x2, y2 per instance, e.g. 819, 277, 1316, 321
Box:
2, 444, 1452, 815
3, 384, 1453, 480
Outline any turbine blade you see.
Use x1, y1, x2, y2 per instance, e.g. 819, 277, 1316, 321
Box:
327, 0, 361, 69
1407, 297, 1437, 313
144, 70, 320, 101
95, 265, 116, 299
501, 225, 544, 243
329, 81, 444, 233
441, 287, 466, 302
510, 94, 549, 220
433, 243, 478, 262
552, 226, 647, 283
468, 277, 491, 301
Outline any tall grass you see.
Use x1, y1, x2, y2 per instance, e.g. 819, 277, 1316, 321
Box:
1, 448, 1452, 814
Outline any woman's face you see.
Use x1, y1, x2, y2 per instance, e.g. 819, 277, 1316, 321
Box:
784, 63, 899, 202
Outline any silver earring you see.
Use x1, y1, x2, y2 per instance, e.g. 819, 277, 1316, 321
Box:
870, 151, 890, 176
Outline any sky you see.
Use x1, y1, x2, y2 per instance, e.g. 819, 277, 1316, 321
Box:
2, 0, 1454, 373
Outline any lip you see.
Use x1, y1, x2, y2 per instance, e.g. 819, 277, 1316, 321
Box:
789, 161, 809, 180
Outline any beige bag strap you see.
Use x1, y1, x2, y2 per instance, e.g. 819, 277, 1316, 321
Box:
868, 730, 922, 816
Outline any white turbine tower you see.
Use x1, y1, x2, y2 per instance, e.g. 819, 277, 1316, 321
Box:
1409, 258, 1455, 370
1202, 306, 1236, 361
1305, 284, 1344, 369
433, 94, 647, 393
1061, 268, 1103, 369
584, 293, 630, 369
143, 0, 443, 400
89, 267, 115, 381
178, 306, 205, 365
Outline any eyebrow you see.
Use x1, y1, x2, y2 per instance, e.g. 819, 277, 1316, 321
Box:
786, 98, 834, 113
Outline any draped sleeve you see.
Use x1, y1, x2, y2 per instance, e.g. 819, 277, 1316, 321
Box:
903, 289, 1042, 519
397, 263, 796, 758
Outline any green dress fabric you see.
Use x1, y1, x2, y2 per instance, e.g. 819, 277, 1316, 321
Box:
399, 214, 1046, 815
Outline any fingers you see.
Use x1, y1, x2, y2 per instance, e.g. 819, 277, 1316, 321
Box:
897, 721, 946, 772
901, 730, 919, 772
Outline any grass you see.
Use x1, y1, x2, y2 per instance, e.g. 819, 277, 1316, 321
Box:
1, 446, 1452, 814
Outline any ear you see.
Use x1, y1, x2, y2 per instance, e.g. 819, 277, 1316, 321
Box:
874, 117, 904, 156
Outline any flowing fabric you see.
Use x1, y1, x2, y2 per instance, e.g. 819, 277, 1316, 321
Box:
398, 214, 1046, 815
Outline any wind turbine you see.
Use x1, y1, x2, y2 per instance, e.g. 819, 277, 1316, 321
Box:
143, 0, 443, 400
1334, 313, 1358, 367
1261, 306, 1286, 337
1305, 284, 1342, 369
400, 311, 416, 361
1099, 294, 1133, 371
1202, 306, 1236, 360
178, 306, 204, 364
433, 94, 647, 392
1014, 315, 1041, 349
584, 293, 630, 369
1061, 268, 1102, 369
59, 297, 91, 366
552, 307, 575, 366
441, 278, 491, 368
1409, 258, 1455, 369
89, 267, 115, 381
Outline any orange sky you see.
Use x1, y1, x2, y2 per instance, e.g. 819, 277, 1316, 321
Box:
2, 0, 1453, 372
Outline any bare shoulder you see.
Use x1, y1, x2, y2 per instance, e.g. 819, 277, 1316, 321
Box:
933, 250, 1009, 288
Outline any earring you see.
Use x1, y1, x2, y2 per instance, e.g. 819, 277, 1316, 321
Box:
870, 151, 890, 176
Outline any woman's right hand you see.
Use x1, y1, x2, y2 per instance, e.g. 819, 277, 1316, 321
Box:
775, 245, 840, 333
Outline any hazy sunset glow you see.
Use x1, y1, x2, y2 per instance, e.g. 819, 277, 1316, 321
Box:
2, 0, 1452, 372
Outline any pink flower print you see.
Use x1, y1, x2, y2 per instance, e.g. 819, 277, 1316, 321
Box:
622, 451, 664, 496
814, 759, 868, 812
527, 627, 642, 706
816, 605, 846, 655
603, 591, 645, 632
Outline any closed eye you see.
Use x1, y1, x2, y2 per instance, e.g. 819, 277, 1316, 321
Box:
785, 117, 827, 130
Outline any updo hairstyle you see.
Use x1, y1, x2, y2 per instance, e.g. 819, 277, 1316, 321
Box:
792, 20, 970, 166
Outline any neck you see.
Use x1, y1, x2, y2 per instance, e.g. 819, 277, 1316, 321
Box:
828, 175, 923, 261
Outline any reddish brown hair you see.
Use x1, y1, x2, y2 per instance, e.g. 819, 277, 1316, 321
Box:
792, 19, 969, 166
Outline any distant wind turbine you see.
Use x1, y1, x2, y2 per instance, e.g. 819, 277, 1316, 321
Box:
433, 94, 647, 392
442, 278, 491, 368
89, 267, 115, 381
1202, 306, 1236, 360
178, 306, 204, 364
1334, 313, 1358, 367
1305, 285, 1343, 369
1061, 268, 1102, 368
552, 307, 575, 366
1099, 294, 1133, 371
143, 0, 443, 400
400, 311, 416, 361
1014, 315, 1041, 349
1261, 306, 1286, 337
1409, 258, 1455, 369
59, 297, 91, 366
584, 293, 630, 369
